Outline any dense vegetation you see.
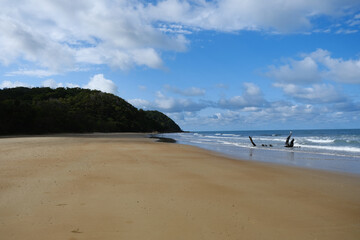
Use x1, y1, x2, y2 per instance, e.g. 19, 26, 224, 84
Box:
0, 87, 182, 135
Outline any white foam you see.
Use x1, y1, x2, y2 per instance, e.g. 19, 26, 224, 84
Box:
306, 138, 335, 144
257, 137, 285, 142
218, 140, 245, 147
203, 135, 225, 139
189, 140, 206, 144
299, 144, 360, 153
202, 135, 244, 141
222, 134, 238, 137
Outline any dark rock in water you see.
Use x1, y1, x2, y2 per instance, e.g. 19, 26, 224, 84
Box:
150, 136, 177, 143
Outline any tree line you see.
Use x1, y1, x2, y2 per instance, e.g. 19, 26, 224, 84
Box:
0, 87, 182, 135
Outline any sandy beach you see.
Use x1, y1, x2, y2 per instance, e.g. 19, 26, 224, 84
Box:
1, 133, 359, 240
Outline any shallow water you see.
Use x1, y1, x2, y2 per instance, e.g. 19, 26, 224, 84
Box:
160, 129, 360, 175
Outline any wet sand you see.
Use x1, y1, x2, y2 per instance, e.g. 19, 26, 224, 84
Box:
1, 133, 360, 239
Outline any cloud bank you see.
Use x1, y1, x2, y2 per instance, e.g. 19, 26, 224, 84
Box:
1, 0, 359, 75
267, 49, 360, 84
164, 84, 206, 96
128, 47, 360, 130
0, 80, 30, 88
84, 74, 118, 94
1, 74, 117, 95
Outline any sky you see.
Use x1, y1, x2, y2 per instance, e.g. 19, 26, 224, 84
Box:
1, 0, 360, 131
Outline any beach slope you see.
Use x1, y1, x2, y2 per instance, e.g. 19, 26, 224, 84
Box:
1, 134, 359, 239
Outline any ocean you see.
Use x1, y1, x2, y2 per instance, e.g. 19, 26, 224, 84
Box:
158, 129, 360, 175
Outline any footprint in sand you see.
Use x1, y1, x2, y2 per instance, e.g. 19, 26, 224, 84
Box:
56, 203, 67, 207
71, 228, 82, 234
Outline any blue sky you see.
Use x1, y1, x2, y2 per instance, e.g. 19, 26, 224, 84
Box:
1, 0, 360, 131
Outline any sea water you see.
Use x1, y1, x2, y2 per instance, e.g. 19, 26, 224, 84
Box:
159, 129, 360, 175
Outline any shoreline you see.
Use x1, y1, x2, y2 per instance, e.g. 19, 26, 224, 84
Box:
191, 143, 360, 177
159, 131, 360, 175
3, 132, 358, 176
0, 132, 152, 139
1, 134, 360, 239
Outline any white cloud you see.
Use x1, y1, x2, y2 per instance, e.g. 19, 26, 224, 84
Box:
0, 16, 72, 70
172, 102, 317, 130
129, 91, 211, 113
219, 82, 267, 109
273, 83, 346, 103
267, 56, 321, 84
131, 48, 164, 69
0, 80, 30, 88
0, 79, 78, 89
5, 69, 58, 77
153, 91, 210, 112
75, 47, 166, 70
158, 24, 193, 34
312, 50, 360, 84
1, 74, 117, 94
0, 0, 359, 74
1, 74, 116, 93
0, 0, 187, 73
179, 99, 360, 130
267, 49, 360, 84
335, 29, 358, 34
42, 79, 63, 88
146, 0, 360, 32
347, 13, 360, 27
164, 84, 206, 96
128, 82, 359, 130
128, 98, 152, 109
84, 74, 118, 95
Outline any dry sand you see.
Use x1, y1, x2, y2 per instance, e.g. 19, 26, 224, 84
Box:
0, 133, 359, 240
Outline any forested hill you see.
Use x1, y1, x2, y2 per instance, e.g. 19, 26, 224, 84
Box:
0, 87, 182, 135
